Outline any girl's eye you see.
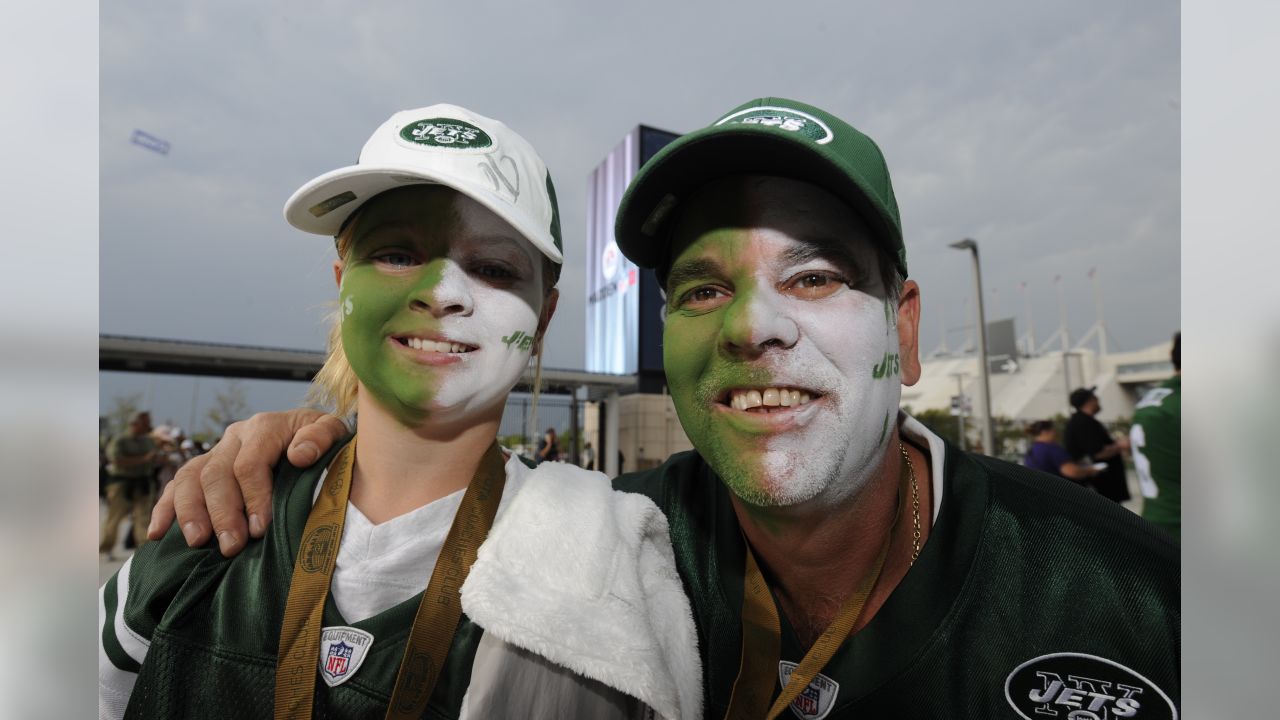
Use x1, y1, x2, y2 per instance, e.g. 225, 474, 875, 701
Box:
783, 271, 847, 300
374, 252, 418, 268
473, 263, 518, 281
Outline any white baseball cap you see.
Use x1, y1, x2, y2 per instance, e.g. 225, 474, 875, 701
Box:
284, 103, 563, 264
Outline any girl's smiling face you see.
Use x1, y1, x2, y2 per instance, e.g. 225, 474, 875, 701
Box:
336, 185, 555, 428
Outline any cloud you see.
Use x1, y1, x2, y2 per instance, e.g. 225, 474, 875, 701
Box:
101, 0, 1179, 377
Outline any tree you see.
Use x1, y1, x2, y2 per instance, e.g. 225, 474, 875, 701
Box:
105, 392, 144, 437
498, 434, 528, 449
909, 406, 965, 447
204, 380, 249, 438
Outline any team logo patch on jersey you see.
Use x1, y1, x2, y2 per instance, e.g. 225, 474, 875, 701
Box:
715, 106, 834, 145
778, 661, 839, 720
319, 626, 374, 688
1004, 652, 1177, 720
399, 118, 493, 149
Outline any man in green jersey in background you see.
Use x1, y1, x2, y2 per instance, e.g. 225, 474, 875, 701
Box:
154, 98, 1179, 719
1132, 332, 1182, 540
100, 411, 160, 559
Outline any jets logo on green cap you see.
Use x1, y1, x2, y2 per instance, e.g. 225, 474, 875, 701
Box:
715, 106, 834, 145
400, 119, 493, 148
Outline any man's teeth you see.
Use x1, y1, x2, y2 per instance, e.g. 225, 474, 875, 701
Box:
729, 388, 813, 410
405, 338, 472, 353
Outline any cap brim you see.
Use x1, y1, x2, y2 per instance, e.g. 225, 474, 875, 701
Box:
615, 124, 901, 274
284, 164, 563, 264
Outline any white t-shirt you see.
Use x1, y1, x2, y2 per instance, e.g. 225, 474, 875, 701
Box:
323, 449, 531, 622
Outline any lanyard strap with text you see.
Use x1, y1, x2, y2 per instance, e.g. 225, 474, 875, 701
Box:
724, 454, 909, 720
274, 436, 508, 720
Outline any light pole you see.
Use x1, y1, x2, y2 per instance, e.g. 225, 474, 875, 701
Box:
950, 371, 967, 450
950, 238, 996, 456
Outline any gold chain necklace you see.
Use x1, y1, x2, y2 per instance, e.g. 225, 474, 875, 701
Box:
899, 441, 922, 566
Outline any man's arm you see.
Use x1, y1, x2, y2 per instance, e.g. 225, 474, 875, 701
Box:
1057, 460, 1100, 481
146, 409, 348, 556
1092, 434, 1131, 460
107, 438, 159, 469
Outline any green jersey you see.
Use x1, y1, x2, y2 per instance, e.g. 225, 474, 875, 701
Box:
1132, 375, 1181, 539
99, 439, 701, 720
614, 421, 1180, 719
100, 441, 490, 719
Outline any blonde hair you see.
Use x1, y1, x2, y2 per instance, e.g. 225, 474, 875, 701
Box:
306, 206, 559, 422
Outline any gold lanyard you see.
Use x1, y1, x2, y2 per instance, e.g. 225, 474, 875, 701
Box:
724, 453, 911, 720
274, 436, 507, 719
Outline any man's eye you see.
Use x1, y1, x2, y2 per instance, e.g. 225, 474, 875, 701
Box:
783, 271, 847, 299
676, 285, 730, 310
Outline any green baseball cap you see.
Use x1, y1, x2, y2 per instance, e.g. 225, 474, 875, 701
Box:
615, 97, 906, 279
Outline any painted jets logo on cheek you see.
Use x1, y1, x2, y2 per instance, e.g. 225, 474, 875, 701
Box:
1005, 653, 1177, 720
501, 330, 535, 351
870, 353, 899, 379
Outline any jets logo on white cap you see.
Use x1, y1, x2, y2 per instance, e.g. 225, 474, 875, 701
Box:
399, 118, 493, 149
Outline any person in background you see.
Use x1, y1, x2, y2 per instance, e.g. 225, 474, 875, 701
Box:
1023, 420, 1102, 482
1063, 386, 1131, 503
582, 441, 596, 471
99, 411, 160, 560
150, 425, 186, 495
1131, 332, 1181, 540
536, 426, 559, 464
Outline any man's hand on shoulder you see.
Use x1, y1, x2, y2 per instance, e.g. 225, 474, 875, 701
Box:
147, 409, 348, 556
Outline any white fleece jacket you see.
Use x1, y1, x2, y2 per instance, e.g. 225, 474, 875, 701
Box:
461, 462, 703, 720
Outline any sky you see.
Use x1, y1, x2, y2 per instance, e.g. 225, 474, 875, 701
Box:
98, 0, 1180, 431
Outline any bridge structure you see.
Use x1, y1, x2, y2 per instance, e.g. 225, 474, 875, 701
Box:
100, 334, 637, 471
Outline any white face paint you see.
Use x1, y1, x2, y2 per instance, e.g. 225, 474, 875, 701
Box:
742, 256, 901, 508
338, 186, 548, 429
663, 175, 903, 509
426, 257, 541, 416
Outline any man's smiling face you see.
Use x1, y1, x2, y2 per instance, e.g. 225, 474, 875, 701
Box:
662, 175, 919, 509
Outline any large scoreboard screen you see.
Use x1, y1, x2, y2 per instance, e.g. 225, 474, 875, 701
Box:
585, 126, 678, 378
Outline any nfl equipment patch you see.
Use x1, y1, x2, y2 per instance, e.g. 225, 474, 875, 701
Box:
1004, 652, 1177, 720
778, 661, 839, 720
319, 626, 374, 688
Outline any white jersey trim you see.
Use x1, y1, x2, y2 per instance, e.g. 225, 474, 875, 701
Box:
899, 412, 945, 524
99, 555, 145, 720
114, 556, 151, 660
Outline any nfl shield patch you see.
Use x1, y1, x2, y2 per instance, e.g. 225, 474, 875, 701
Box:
319, 626, 374, 688
779, 661, 839, 720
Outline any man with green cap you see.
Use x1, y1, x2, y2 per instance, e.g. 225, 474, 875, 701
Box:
153, 98, 1179, 719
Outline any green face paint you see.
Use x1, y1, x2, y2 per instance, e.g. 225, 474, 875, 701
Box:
338, 186, 546, 427
661, 175, 905, 509
341, 256, 447, 425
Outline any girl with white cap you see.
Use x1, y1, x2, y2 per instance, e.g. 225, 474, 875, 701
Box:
99, 105, 700, 720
